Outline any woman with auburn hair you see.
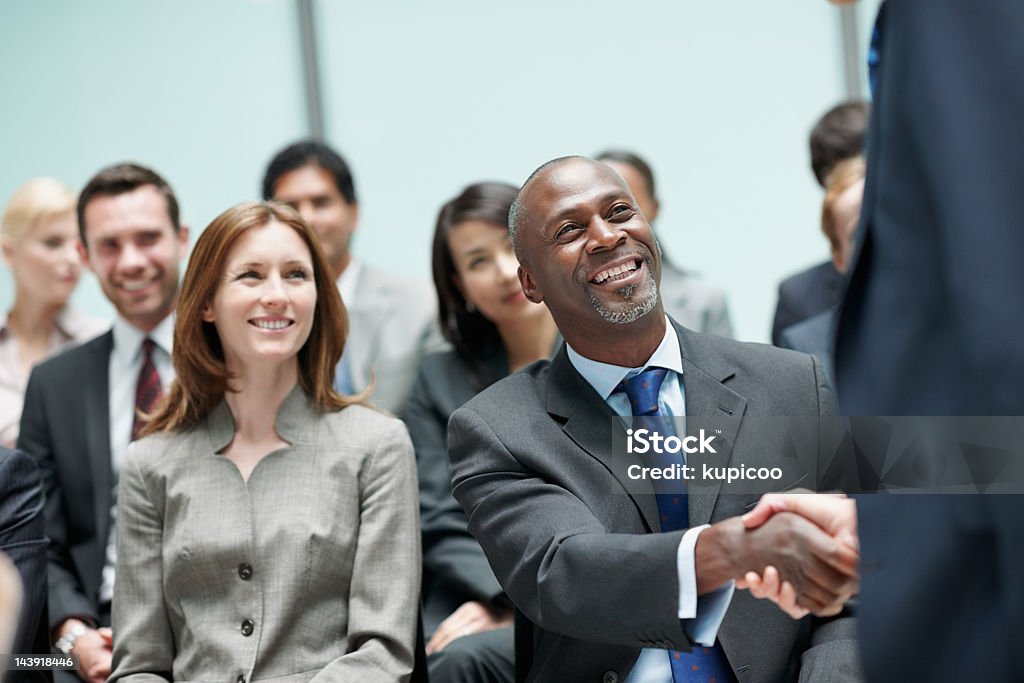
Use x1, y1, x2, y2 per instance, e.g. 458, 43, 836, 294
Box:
404, 182, 558, 683
1, 178, 106, 448
109, 201, 420, 683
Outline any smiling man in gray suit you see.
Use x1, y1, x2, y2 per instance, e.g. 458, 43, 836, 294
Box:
263, 141, 443, 416
447, 156, 862, 682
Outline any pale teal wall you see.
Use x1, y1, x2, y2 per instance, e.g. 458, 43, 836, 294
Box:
0, 0, 307, 321
1, 0, 881, 342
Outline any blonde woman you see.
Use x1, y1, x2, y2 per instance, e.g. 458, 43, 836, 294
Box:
0, 178, 106, 447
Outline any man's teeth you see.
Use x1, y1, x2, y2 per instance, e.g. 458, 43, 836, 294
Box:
254, 320, 291, 330
592, 260, 639, 284
122, 281, 151, 291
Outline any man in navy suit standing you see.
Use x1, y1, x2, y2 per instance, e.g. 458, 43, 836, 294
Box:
746, 1, 1024, 680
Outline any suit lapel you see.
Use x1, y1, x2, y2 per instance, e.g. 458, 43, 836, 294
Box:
546, 348, 662, 532
83, 332, 113, 543
675, 323, 747, 526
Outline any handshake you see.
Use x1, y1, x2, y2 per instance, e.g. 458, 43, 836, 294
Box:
696, 491, 859, 619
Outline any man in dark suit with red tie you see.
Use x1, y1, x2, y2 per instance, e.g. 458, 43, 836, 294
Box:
18, 163, 188, 683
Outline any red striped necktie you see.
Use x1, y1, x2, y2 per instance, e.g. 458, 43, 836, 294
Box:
131, 337, 163, 441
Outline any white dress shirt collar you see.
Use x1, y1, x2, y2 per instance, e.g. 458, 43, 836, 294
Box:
566, 315, 683, 400
111, 313, 174, 363
336, 258, 362, 310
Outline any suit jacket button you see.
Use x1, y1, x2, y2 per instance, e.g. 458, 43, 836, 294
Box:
241, 618, 254, 636
238, 562, 253, 580
602, 671, 619, 683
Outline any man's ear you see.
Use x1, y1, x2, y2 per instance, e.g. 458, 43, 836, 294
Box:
519, 265, 544, 304
1, 237, 13, 268
831, 245, 846, 275
349, 202, 360, 232
177, 224, 191, 261
77, 240, 94, 273
648, 197, 661, 223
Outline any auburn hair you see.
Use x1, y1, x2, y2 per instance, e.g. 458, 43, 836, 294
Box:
142, 201, 357, 436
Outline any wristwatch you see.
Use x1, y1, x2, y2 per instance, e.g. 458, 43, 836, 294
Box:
55, 623, 90, 656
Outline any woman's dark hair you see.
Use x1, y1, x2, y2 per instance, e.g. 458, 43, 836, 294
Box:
430, 181, 518, 377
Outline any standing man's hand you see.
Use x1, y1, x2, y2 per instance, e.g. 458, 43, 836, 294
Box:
737, 492, 859, 618
697, 511, 859, 617
743, 491, 859, 551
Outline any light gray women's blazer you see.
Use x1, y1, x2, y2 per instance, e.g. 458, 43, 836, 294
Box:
109, 387, 421, 683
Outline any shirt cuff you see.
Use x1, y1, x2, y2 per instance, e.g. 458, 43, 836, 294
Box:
677, 524, 735, 647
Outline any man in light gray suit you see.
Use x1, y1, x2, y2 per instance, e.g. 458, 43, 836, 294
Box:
448, 156, 861, 682
596, 150, 733, 338
263, 141, 443, 416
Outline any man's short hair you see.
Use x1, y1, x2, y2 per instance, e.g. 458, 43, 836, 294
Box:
77, 162, 181, 243
595, 150, 657, 201
809, 101, 870, 187
261, 140, 358, 205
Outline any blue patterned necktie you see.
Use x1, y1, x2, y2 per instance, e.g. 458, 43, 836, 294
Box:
615, 368, 735, 683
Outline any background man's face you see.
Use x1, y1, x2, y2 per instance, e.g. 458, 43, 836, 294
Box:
81, 185, 188, 332
272, 164, 358, 278
518, 159, 661, 331
830, 177, 865, 274
601, 159, 660, 224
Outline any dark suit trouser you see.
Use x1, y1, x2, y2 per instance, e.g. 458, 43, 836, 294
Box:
428, 628, 515, 683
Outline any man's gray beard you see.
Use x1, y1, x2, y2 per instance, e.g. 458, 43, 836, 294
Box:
587, 269, 658, 325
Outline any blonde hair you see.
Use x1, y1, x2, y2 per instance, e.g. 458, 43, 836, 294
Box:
1, 178, 77, 245
821, 156, 866, 250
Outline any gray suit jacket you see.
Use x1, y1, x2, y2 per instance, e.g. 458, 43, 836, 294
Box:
448, 321, 861, 683
109, 388, 421, 683
659, 266, 733, 338
346, 266, 446, 416
18, 331, 115, 631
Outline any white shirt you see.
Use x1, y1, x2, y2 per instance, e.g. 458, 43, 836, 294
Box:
337, 258, 361, 309
98, 314, 174, 604
566, 317, 734, 683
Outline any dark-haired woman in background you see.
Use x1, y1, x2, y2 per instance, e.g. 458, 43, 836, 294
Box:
404, 182, 558, 683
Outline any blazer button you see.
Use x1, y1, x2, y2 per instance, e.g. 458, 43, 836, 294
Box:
238, 562, 253, 580
602, 671, 619, 683
241, 619, 254, 636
